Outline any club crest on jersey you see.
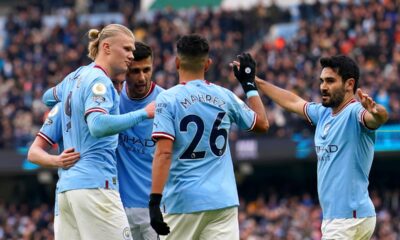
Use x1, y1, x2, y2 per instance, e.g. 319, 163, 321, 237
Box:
92, 83, 106, 96
323, 123, 331, 137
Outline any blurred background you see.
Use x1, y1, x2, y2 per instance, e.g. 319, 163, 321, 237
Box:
0, 0, 399, 239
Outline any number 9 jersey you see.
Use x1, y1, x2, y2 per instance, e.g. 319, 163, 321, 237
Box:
152, 79, 256, 214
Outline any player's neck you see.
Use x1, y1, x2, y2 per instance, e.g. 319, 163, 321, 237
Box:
94, 60, 112, 78
178, 70, 205, 83
332, 93, 355, 114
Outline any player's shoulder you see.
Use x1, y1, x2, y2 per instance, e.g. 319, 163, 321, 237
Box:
154, 84, 165, 92
48, 103, 62, 118
43, 103, 62, 126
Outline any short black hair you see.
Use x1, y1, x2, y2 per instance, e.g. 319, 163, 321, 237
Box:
133, 41, 152, 61
176, 34, 209, 72
320, 55, 359, 93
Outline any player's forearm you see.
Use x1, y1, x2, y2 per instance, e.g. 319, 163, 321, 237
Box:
247, 95, 269, 132
28, 147, 57, 168
151, 149, 172, 194
87, 109, 149, 138
255, 77, 306, 116
365, 104, 389, 129
42, 87, 58, 107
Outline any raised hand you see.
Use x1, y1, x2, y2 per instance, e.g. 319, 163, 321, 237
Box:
357, 88, 378, 114
232, 53, 257, 93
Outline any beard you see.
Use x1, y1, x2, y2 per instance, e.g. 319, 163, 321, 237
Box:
321, 87, 346, 108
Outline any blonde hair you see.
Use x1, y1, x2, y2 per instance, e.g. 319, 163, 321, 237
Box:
87, 24, 134, 60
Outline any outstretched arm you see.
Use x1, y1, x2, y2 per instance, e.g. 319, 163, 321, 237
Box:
87, 102, 155, 138
357, 89, 388, 129
255, 76, 308, 118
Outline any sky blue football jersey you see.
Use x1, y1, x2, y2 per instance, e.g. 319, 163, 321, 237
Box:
152, 80, 256, 214
305, 99, 376, 219
55, 64, 120, 193
117, 82, 164, 208
37, 103, 64, 216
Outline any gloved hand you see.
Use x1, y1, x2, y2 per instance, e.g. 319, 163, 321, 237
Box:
149, 193, 170, 235
233, 53, 257, 93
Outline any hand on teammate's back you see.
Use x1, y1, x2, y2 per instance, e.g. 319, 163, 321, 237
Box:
145, 101, 156, 119
232, 53, 257, 93
149, 193, 170, 235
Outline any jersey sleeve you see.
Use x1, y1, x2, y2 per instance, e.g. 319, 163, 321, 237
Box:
228, 93, 256, 131
354, 102, 376, 131
83, 76, 117, 119
304, 102, 323, 125
37, 103, 63, 146
152, 92, 175, 141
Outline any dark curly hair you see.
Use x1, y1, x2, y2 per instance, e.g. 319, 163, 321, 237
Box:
133, 41, 153, 61
320, 55, 359, 93
176, 34, 209, 72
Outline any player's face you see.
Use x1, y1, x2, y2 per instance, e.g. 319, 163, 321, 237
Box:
126, 56, 153, 98
319, 67, 346, 108
111, 73, 126, 94
108, 34, 135, 75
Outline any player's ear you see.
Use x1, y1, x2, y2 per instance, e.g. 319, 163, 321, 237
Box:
345, 78, 355, 92
175, 56, 180, 70
204, 58, 212, 72
102, 41, 111, 55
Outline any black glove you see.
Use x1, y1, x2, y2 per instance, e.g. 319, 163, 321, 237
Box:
149, 193, 170, 235
233, 53, 257, 93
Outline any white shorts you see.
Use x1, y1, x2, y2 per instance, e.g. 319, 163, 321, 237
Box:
125, 207, 157, 240
321, 216, 376, 240
54, 215, 59, 238
161, 207, 239, 240
57, 188, 132, 240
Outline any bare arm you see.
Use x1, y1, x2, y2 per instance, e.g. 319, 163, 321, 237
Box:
255, 77, 308, 118
247, 95, 269, 132
151, 138, 173, 194
28, 137, 80, 168
357, 89, 389, 129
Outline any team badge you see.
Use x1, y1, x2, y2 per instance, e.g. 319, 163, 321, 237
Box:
92, 83, 107, 95
322, 123, 331, 138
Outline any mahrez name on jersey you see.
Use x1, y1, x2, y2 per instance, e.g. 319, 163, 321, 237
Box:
180, 93, 226, 109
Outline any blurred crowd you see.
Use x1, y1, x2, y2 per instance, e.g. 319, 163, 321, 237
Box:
239, 190, 400, 240
1, 0, 400, 149
0, 189, 399, 239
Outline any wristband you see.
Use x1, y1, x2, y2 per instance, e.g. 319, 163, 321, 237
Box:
246, 90, 259, 98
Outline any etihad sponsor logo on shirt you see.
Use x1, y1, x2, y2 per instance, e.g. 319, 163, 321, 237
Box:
315, 145, 338, 154
315, 145, 338, 162
119, 133, 155, 154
